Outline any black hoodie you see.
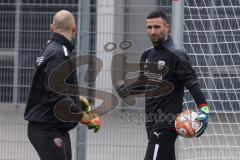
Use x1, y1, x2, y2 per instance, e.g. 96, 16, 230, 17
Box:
140, 37, 206, 133
24, 33, 82, 131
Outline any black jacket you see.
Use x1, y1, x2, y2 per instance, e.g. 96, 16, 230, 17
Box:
140, 37, 206, 133
24, 33, 82, 131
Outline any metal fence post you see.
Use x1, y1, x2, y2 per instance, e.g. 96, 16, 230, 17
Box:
171, 0, 184, 159
171, 0, 184, 48
13, 0, 22, 105
76, 0, 86, 159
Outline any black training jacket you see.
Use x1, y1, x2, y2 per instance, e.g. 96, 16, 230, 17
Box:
24, 33, 82, 131
140, 37, 205, 134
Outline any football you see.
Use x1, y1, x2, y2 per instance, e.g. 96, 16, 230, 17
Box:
175, 110, 202, 138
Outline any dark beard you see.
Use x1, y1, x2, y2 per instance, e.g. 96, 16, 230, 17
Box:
151, 35, 168, 47
152, 39, 164, 47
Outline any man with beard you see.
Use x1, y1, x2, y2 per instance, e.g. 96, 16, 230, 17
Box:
115, 9, 209, 160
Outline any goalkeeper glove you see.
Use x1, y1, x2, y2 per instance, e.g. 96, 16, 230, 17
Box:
115, 80, 129, 98
79, 96, 91, 113
80, 111, 100, 133
195, 103, 209, 137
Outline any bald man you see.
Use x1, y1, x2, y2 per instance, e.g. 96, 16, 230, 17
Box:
50, 10, 76, 42
24, 10, 100, 160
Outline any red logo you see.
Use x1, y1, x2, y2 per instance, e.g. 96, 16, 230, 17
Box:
54, 138, 63, 148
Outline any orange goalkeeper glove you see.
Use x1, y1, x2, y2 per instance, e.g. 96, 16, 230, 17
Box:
80, 111, 100, 133
79, 96, 91, 113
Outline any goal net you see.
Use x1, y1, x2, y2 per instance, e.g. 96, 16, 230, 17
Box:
180, 0, 240, 159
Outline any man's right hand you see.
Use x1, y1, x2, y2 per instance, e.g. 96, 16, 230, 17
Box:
115, 80, 129, 98
195, 104, 209, 137
80, 111, 100, 133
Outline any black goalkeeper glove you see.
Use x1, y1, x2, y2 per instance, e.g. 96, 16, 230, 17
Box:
114, 80, 129, 98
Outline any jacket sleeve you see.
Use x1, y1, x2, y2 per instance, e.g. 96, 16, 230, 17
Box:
175, 50, 199, 88
65, 70, 82, 112
44, 51, 82, 113
139, 51, 147, 77
121, 52, 148, 95
175, 50, 207, 106
129, 52, 148, 92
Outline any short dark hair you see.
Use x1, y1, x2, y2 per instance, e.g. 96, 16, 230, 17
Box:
147, 9, 169, 23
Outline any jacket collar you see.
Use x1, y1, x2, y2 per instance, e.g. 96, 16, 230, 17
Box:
50, 33, 74, 51
153, 36, 174, 49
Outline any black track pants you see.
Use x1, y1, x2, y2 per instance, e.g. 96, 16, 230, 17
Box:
144, 129, 178, 160
27, 122, 72, 160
